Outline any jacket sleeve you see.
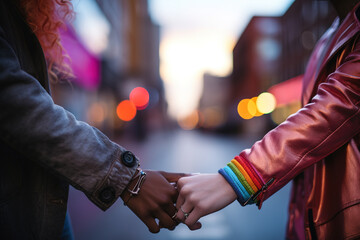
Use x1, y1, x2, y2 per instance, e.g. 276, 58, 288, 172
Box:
220, 40, 360, 208
0, 27, 138, 211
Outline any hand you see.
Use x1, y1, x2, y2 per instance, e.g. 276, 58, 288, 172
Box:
121, 170, 187, 233
175, 173, 237, 230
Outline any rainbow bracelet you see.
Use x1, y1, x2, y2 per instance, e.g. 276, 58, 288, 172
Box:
219, 168, 246, 204
219, 157, 268, 206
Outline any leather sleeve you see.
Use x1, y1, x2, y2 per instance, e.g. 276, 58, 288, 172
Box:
240, 40, 360, 207
0, 27, 138, 211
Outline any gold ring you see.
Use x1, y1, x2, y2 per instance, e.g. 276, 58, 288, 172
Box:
171, 211, 177, 219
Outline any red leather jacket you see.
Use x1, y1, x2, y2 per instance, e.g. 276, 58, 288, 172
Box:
241, 4, 360, 240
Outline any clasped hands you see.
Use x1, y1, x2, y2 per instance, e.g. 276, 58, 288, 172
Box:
121, 170, 237, 233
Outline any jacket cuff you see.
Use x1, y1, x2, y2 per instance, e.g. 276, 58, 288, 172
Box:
88, 149, 139, 211
219, 155, 270, 207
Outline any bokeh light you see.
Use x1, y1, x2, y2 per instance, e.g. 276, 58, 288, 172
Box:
256, 92, 276, 114
178, 110, 199, 130
116, 100, 137, 121
237, 99, 254, 120
271, 101, 301, 124
129, 87, 150, 110
247, 98, 257, 117
250, 97, 263, 117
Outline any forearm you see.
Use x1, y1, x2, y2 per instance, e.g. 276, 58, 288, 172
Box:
221, 73, 360, 207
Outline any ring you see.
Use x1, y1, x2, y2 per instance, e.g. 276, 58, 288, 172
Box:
171, 211, 177, 219
180, 206, 190, 219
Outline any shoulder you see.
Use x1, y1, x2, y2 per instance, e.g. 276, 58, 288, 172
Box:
0, 2, 49, 89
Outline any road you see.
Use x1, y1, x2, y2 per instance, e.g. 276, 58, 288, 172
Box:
68, 129, 291, 240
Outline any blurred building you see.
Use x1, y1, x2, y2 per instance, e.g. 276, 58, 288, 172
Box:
95, 0, 165, 139
199, 16, 282, 134
232, 16, 282, 133
232, 16, 282, 100
198, 73, 230, 131
280, 0, 336, 81
271, 0, 336, 124
51, 0, 166, 141
199, 0, 337, 134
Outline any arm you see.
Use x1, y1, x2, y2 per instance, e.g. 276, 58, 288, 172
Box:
176, 39, 360, 227
0, 26, 184, 234
0, 28, 136, 210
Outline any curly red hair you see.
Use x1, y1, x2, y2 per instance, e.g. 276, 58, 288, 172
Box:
18, 0, 74, 82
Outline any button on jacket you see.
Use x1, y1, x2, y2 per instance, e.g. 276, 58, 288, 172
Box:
0, 1, 138, 239
239, 4, 360, 240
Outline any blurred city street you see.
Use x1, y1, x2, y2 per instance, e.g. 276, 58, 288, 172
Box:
68, 129, 291, 240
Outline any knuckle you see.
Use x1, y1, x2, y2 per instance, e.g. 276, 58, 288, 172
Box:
177, 178, 186, 188
180, 185, 191, 195
188, 195, 199, 205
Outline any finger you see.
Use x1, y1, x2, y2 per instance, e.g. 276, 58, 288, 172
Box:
168, 183, 179, 203
187, 221, 202, 231
163, 202, 178, 219
160, 171, 191, 183
143, 217, 160, 233
175, 189, 185, 211
159, 219, 180, 230
176, 201, 194, 223
162, 202, 179, 229
156, 210, 177, 230
184, 207, 202, 226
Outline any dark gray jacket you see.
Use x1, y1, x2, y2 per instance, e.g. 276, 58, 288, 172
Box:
0, 1, 138, 239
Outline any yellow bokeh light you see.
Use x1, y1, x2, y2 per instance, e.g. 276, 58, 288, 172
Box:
257, 92, 276, 114
251, 97, 263, 117
237, 99, 254, 120
247, 98, 257, 116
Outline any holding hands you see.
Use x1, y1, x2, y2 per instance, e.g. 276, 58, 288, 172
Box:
121, 170, 236, 233
122, 171, 236, 233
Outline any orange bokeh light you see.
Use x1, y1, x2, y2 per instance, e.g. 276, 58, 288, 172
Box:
250, 97, 263, 117
116, 100, 137, 121
129, 87, 150, 110
237, 99, 254, 120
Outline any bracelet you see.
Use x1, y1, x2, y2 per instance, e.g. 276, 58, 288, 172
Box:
127, 168, 147, 196
123, 168, 147, 206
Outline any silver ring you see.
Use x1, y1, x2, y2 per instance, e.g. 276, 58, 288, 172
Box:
180, 206, 190, 219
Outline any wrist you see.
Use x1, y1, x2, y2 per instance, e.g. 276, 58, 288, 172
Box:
121, 168, 146, 205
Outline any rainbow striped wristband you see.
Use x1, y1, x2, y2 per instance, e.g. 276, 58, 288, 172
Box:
219, 157, 267, 206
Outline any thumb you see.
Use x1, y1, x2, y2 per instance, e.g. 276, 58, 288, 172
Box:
160, 171, 191, 183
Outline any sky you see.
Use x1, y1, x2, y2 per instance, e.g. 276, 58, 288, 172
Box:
149, 0, 294, 119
